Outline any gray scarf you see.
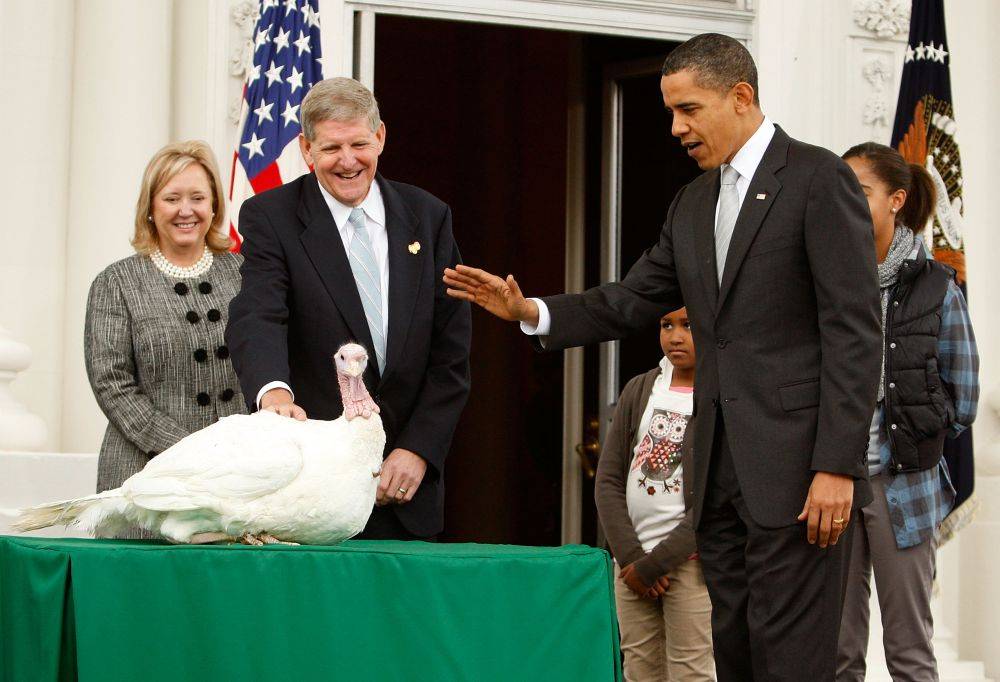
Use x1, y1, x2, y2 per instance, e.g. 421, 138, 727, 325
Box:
876, 225, 917, 401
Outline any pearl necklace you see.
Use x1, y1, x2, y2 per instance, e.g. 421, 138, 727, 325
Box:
150, 247, 214, 279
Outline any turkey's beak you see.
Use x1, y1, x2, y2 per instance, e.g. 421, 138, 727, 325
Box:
348, 360, 363, 377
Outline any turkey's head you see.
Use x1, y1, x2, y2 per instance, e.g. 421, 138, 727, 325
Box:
334, 343, 380, 420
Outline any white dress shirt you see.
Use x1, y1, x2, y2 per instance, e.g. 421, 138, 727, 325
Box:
256, 180, 390, 408
523, 117, 776, 338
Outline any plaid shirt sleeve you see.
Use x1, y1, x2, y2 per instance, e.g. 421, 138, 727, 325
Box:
938, 280, 979, 436
882, 279, 979, 549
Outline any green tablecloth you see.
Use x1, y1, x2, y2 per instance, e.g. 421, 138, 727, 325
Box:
0, 536, 621, 681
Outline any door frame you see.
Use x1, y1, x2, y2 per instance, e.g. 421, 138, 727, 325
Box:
333, 0, 754, 545
598, 57, 671, 447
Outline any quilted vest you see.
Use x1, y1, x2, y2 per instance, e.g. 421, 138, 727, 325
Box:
882, 247, 954, 474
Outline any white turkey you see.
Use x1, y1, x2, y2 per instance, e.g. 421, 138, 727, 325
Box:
13, 343, 385, 545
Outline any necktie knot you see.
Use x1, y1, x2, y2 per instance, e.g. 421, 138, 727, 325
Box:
721, 164, 740, 187
348, 207, 366, 230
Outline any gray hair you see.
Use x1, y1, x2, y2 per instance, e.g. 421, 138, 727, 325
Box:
661, 33, 760, 104
301, 77, 382, 140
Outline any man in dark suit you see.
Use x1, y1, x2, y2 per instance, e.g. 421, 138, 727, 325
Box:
227, 77, 471, 540
444, 34, 881, 680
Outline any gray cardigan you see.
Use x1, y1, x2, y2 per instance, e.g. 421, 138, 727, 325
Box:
595, 367, 698, 586
85, 253, 248, 501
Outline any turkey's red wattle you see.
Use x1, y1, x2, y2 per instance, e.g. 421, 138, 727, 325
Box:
338, 372, 380, 420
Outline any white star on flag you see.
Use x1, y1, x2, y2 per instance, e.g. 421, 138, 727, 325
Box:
254, 100, 275, 125
284, 0, 298, 12
934, 43, 949, 63
915, 42, 927, 60
905, 45, 915, 63
247, 63, 261, 86
265, 62, 284, 86
242, 132, 266, 159
304, 5, 320, 28
287, 65, 304, 92
262, 0, 278, 9
293, 33, 311, 54
274, 27, 291, 53
255, 27, 271, 51
281, 101, 300, 127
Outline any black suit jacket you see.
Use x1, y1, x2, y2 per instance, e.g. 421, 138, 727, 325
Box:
542, 127, 881, 528
226, 173, 471, 536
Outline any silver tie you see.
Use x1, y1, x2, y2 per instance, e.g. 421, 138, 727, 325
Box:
346, 208, 386, 372
715, 164, 741, 285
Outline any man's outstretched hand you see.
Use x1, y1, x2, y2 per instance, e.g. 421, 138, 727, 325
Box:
443, 265, 539, 326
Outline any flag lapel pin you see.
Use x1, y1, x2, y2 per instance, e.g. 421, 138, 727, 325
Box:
756, 193, 767, 200
408, 241, 421, 254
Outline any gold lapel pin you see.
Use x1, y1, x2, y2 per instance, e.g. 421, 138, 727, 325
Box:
408, 241, 421, 254
756, 193, 767, 200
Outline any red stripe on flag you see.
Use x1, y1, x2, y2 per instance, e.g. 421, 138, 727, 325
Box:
249, 162, 283, 195
228, 151, 239, 197
229, 223, 243, 253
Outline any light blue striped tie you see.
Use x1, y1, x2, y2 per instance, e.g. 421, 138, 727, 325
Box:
346, 208, 386, 372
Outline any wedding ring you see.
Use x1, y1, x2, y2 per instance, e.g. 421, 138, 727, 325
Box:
832, 517, 845, 525
398, 487, 408, 495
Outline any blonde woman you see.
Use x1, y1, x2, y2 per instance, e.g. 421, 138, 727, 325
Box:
85, 141, 247, 538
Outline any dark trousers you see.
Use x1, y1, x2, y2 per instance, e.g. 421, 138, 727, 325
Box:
356, 505, 435, 541
696, 415, 854, 681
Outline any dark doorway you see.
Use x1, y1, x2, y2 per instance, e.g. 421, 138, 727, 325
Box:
374, 16, 696, 546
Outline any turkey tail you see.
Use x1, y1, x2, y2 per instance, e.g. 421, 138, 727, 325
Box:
11, 493, 114, 532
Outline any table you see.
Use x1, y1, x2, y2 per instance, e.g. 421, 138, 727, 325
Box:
0, 536, 622, 681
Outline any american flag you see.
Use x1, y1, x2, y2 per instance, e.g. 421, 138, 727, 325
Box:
229, 0, 323, 250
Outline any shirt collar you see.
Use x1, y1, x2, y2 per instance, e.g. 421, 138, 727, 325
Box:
658, 355, 675, 383
724, 116, 776, 183
316, 176, 386, 230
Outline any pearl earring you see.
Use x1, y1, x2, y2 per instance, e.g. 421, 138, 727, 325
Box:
147, 215, 153, 222
890, 208, 897, 214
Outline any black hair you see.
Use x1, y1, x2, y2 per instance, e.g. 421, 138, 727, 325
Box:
661, 33, 759, 104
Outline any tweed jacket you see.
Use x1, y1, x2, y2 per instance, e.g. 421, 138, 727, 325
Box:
85, 252, 247, 497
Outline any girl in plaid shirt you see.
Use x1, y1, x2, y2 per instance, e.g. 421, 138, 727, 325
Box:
836, 142, 979, 682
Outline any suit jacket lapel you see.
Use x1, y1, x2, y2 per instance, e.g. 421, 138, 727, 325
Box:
693, 168, 722, 311
716, 128, 789, 313
297, 174, 377, 369
378, 176, 423, 386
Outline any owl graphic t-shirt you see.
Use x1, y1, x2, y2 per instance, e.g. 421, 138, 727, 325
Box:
626, 357, 693, 553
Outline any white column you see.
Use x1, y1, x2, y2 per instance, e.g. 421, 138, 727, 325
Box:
0, 0, 76, 450
753, 0, 842, 147
318, 0, 349, 78
60, 0, 173, 453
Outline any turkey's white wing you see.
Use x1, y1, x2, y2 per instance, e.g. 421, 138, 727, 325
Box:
123, 413, 304, 512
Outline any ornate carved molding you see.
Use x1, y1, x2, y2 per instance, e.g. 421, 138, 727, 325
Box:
228, 0, 258, 125
862, 57, 891, 128
853, 0, 910, 39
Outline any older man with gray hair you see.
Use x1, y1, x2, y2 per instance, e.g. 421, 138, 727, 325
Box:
227, 77, 472, 540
